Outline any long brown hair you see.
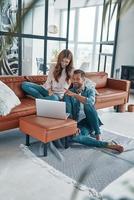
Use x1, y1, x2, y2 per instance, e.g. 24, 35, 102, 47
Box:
53, 49, 74, 83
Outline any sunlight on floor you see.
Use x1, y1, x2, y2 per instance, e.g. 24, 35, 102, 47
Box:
98, 94, 134, 138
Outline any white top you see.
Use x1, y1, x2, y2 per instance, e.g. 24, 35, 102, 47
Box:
42, 65, 70, 98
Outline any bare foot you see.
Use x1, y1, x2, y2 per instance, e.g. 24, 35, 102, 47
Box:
96, 134, 101, 141
108, 143, 124, 153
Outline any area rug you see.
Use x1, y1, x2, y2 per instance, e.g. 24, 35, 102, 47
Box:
0, 131, 100, 200
102, 167, 134, 200
29, 129, 134, 192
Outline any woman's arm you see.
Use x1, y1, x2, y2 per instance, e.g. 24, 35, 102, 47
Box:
43, 66, 54, 90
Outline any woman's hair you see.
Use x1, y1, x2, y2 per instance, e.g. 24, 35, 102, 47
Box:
53, 49, 74, 83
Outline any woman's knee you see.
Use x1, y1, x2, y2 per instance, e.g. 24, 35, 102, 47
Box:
21, 81, 30, 91
50, 95, 60, 101
53, 95, 60, 101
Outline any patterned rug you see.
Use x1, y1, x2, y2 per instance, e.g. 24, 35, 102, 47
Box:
0, 130, 100, 200
29, 129, 134, 192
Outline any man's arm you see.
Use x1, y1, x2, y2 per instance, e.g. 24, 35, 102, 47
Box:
65, 87, 96, 105
74, 93, 86, 103
64, 89, 86, 104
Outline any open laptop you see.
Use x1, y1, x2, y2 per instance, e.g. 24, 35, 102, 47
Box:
36, 99, 70, 120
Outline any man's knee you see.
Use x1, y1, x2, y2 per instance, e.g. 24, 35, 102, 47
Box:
84, 102, 94, 112
63, 94, 71, 102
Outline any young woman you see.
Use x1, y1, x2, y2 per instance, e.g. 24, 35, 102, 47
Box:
21, 49, 74, 101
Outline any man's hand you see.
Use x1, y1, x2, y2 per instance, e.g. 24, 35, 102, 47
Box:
64, 88, 86, 103
64, 88, 76, 97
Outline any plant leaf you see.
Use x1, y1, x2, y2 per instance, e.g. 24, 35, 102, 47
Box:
70, 165, 92, 200
120, 0, 134, 17
0, 0, 38, 61
103, 0, 111, 25
110, 1, 118, 20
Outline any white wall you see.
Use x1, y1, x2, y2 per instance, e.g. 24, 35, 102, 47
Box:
114, 4, 134, 77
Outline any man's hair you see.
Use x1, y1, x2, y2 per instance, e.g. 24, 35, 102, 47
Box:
73, 69, 85, 78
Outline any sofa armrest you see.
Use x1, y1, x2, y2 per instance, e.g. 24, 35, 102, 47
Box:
107, 78, 131, 92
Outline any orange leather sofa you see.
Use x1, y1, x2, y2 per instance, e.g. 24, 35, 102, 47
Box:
0, 72, 130, 132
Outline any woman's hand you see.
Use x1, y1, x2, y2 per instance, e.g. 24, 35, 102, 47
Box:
48, 89, 54, 96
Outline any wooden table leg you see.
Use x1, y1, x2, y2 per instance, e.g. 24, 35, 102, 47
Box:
65, 137, 69, 149
26, 134, 30, 146
44, 143, 47, 156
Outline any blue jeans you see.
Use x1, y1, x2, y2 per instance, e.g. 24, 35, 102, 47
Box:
21, 82, 60, 101
64, 95, 108, 148
72, 119, 108, 148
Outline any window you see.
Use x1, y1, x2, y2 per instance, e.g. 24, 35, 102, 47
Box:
76, 44, 93, 70
22, 0, 45, 36
78, 7, 95, 42
48, 0, 68, 38
105, 56, 112, 77
98, 1, 118, 76
22, 38, 44, 75
47, 40, 66, 72
0, 0, 18, 32
68, 5, 103, 72
0, 36, 19, 75
0, 0, 119, 77
0, 0, 69, 76
108, 4, 117, 41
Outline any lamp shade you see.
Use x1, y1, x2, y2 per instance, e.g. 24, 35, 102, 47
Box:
48, 25, 58, 34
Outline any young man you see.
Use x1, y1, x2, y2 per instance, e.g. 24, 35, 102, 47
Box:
64, 69, 124, 153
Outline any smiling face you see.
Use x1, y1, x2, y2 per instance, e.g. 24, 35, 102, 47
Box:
61, 57, 71, 69
72, 73, 85, 89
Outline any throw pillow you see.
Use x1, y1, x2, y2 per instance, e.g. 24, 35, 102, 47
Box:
85, 78, 99, 95
0, 81, 21, 116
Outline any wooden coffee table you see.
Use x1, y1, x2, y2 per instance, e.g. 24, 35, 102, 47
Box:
19, 115, 77, 156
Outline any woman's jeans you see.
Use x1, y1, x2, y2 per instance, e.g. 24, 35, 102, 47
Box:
21, 81, 60, 101
64, 95, 108, 148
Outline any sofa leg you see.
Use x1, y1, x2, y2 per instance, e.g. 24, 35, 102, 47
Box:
43, 143, 47, 156
117, 104, 126, 112
114, 106, 118, 112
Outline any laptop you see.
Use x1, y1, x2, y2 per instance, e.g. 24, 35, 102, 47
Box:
36, 99, 70, 120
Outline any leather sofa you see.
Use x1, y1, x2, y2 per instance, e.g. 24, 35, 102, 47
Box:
0, 72, 130, 132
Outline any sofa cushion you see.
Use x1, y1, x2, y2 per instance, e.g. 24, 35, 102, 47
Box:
0, 98, 35, 121
0, 76, 26, 98
96, 88, 127, 103
0, 81, 21, 116
12, 98, 35, 113
85, 72, 108, 89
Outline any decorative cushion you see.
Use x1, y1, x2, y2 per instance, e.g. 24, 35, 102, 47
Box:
85, 72, 108, 89
85, 78, 99, 95
0, 81, 21, 116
